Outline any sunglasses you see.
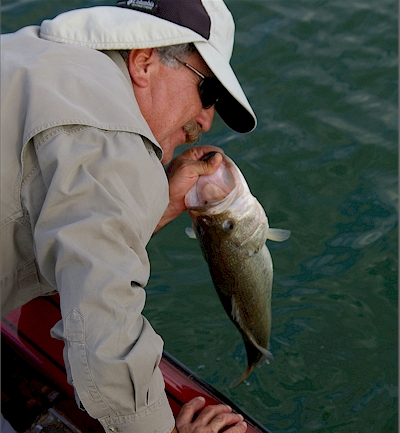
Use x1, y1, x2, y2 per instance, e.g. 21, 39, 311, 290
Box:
174, 57, 222, 109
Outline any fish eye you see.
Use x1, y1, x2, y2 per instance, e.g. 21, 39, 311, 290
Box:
222, 220, 234, 232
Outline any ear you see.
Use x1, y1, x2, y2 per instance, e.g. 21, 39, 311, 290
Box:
127, 48, 156, 88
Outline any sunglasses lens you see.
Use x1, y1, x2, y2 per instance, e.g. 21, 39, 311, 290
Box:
200, 78, 222, 109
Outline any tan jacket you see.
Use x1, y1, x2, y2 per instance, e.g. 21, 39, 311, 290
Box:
1, 26, 175, 433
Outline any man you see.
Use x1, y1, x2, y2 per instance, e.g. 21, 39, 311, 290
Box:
1, 0, 257, 432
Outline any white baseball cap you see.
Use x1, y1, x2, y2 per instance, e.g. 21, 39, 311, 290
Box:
40, 0, 257, 133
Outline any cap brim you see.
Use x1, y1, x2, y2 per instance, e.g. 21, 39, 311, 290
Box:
194, 40, 257, 133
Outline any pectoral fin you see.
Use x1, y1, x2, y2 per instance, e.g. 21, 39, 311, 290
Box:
267, 228, 291, 242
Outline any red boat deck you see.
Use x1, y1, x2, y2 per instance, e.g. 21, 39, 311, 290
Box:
1, 295, 271, 432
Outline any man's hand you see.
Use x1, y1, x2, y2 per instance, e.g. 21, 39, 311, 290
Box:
155, 146, 224, 232
171, 397, 247, 433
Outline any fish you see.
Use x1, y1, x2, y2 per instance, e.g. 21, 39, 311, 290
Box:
185, 152, 290, 388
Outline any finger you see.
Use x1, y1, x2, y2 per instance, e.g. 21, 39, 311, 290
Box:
180, 145, 224, 161
212, 413, 245, 428
199, 410, 246, 433
194, 403, 234, 425
200, 151, 223, 174
200, 151, 219, 162
166, 146, 223, 178
175, 396, 206, 427
222, 421, 248, 433
166, 152, 222, 183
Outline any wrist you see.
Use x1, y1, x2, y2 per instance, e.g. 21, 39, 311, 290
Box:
154, 204, 183, 233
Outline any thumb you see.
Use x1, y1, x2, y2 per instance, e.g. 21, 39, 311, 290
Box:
199, 151, 223, 175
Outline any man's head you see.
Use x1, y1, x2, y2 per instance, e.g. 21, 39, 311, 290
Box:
115, 0, 256, 133
121, 43, 219, 163
39, 0, 257, 161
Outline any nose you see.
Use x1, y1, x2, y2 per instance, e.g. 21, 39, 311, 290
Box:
195, 105, 215, 132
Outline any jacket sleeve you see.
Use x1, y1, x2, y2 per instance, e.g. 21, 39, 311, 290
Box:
32, 125, 174, 433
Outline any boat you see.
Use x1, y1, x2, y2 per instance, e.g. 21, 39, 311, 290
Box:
1, 294, 272, 433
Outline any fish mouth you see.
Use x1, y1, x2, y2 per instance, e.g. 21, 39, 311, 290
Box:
185, 154, 239, 211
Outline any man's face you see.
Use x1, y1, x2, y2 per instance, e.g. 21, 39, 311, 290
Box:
130, 50, 216, 164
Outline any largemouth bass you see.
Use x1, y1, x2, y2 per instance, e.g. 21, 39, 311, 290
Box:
185, 152, 290, 387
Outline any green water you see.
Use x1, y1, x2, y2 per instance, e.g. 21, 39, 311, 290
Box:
2, 0, 398, 431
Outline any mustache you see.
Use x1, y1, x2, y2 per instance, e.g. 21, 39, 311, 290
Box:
183, 120, 202, 144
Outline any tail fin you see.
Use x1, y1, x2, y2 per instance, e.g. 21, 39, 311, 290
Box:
229, 347, 274, 388
229, 365, 255, 389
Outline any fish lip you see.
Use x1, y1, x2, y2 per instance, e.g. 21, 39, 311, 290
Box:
185, 154, 248, 211
186, 190, 240, 215
187, 194, 232, 213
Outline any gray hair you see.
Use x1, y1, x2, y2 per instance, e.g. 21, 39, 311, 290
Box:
118, 43, 197, 68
